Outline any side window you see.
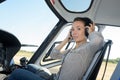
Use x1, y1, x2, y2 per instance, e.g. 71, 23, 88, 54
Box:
41, 24, 74, 65
96, 26, 120, 80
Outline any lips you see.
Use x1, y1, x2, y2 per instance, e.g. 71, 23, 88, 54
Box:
72, 36, 78, 40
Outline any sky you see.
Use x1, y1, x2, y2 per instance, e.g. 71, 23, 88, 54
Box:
0, 0, 57, 45
0, 0, 120, 59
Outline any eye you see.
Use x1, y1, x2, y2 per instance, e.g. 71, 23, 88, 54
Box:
77, 27, 81, 30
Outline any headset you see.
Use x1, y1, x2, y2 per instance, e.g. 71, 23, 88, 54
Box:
85, 25, 90, 38
83, 17, 93, 38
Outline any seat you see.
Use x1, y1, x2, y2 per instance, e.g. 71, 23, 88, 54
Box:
82, 40, 112, 80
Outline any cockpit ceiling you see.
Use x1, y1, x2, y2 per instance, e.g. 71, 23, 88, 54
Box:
48, 0, 120, 26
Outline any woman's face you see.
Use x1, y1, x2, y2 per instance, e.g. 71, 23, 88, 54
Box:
71, 21, 87, 43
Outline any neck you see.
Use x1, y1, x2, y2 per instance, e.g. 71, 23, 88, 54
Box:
75, 39, 87, 48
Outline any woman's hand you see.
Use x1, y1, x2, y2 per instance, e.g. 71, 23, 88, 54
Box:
87, 23, 95, 34
66, 29, 73, 41
55, 29, 72, 50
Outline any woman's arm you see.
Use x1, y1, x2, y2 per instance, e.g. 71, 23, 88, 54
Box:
87, 23, 104, 53
50, 30, 71, 59
55, 38, 69, 51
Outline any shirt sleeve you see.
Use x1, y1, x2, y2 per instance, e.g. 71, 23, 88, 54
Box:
50, 48, 69, 59
88, 31, 104, 53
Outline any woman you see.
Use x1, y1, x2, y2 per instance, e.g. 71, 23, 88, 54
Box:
7, 17, 104, 80
50, 17, 104, 80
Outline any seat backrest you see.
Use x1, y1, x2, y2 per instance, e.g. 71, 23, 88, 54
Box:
82, 40, 112, 80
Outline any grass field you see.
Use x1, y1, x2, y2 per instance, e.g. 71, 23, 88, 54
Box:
13, 50, 34, 64
96, 62, 117, 80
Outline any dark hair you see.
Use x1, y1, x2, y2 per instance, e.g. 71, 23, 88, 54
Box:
73, 17, 93, 37
73, 17, 93, 27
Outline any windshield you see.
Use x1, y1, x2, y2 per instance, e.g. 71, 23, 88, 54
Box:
0, 0, 58, 64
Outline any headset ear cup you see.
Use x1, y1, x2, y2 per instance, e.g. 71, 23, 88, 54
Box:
85, 28, 89, 37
